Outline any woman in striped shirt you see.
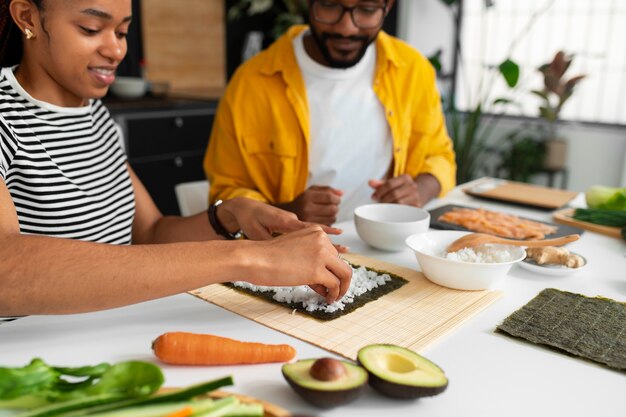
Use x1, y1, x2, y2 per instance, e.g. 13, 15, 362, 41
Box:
0, 0, 351, 316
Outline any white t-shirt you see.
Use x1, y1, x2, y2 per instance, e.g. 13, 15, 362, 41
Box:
294, 32, 393, 222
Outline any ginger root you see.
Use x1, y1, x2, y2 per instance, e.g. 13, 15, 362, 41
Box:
525, 246, 584, 268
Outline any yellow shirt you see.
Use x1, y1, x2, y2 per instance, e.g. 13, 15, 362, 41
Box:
204, 26, 456, 204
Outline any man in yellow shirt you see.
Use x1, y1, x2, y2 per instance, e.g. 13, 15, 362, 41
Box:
204, 0, 456, 225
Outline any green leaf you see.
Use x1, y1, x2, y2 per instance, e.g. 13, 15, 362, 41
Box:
493, 98, 513, 106
0, 359, 59, 401
83, 362, 163, 399
271, 13, 304, 39
531, 89, 549, 101
427, 50, 443, 74
247, 0, 274, 15
539, 106, 556, 122
498, 59, 520, 88
52, 364, 110, 378
227, 1, 251, 21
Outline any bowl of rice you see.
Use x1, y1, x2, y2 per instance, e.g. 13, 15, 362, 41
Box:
405, 230, 526, 290
354, 203, 430, 251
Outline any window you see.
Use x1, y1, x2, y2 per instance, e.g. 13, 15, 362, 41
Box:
457, 0, 626, 125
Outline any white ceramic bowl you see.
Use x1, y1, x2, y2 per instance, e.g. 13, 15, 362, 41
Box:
110, 76, 147, 99
354, 203, 430, 251
405, 230, 526, 290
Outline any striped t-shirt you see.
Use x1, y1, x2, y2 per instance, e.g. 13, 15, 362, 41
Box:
0, 67, 135, 244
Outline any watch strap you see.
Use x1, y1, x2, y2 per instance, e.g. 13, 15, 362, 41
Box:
208, 200, 241, 240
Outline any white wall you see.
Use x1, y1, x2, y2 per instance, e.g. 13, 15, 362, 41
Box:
398, 0, 626, 191
480, 117, 626, 191
399, 0, 456, 72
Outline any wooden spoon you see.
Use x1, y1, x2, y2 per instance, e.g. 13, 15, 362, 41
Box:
446, 233, 580, 253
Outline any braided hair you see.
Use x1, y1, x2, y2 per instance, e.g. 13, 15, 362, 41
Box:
0, 0, 44, 67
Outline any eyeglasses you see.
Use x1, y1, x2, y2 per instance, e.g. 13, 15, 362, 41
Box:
311, 1, 387, 29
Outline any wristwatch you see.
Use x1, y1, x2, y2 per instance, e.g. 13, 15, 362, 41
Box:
207, 200, 242, 240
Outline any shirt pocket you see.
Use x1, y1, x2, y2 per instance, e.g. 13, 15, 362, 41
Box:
240, 134, 299, 194
241, 134, 297, 158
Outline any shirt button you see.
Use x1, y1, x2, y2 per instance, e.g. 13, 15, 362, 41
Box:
395, 147, 401, 153
269, 142, 274, 150
388, 110, 393, 117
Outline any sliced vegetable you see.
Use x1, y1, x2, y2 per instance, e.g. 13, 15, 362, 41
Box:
573, 208, 626, 227
152, 332, 296, 366
16, 393, 131, 417
85, 398, 230, 417
62, 376, 234, 416
585, 185, 626, 210
222, 403, 264, 417
164, 406, 194, 417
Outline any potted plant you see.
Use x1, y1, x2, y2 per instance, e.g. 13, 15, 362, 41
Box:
497, 124, 547, 183
435, 0, 557, 184
228, 0, 308, 41
532, 51, 586, 170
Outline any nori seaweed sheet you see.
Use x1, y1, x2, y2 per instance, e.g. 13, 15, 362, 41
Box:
224, 263, 409, 321
496, 288, 626, 372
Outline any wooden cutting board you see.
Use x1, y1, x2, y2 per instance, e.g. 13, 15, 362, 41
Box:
190, 253, 502, 361
463, 179, 578, 209
553, 208, 622, 238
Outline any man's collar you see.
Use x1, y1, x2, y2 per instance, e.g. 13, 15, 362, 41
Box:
258, 25, 405, 76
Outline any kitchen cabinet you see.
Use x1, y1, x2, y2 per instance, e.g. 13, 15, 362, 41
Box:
107, 99, 217, 215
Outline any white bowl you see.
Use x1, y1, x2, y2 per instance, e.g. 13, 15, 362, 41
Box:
405, 230, 526, 290
354, 203, 430, 251
110, 76, 147, 99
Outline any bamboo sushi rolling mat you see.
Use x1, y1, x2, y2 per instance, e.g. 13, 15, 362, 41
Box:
190, 253, 502, 360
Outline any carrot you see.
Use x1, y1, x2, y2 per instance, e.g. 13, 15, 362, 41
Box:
165, 406, 194, 417
152, 332, 297, 366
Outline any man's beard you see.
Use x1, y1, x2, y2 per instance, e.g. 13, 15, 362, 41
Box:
309, 29, 375, 69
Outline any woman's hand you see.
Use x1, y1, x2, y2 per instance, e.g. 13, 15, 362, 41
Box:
217, 197, 348, 251
245, 225, 353, 304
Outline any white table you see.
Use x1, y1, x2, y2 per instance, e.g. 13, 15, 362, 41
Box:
2, 180, 626, 417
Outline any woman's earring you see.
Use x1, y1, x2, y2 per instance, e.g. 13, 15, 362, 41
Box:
25, 28, 35, 39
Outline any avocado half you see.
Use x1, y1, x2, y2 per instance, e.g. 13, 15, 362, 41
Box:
282, 358, 368, 408
357, 344, 448, 399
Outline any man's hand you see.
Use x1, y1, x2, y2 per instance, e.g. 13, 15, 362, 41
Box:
217, 197, 349, 252
369, 174, 441, 207
274, 185, 343, 226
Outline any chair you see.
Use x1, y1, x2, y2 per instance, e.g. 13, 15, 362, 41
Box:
174, 180, 210, 216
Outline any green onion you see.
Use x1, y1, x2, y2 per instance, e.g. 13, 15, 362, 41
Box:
573, 208, 626, 227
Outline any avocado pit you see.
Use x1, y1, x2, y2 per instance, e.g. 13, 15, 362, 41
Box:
282, 358, 368, 408
309, 357, 347, 381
